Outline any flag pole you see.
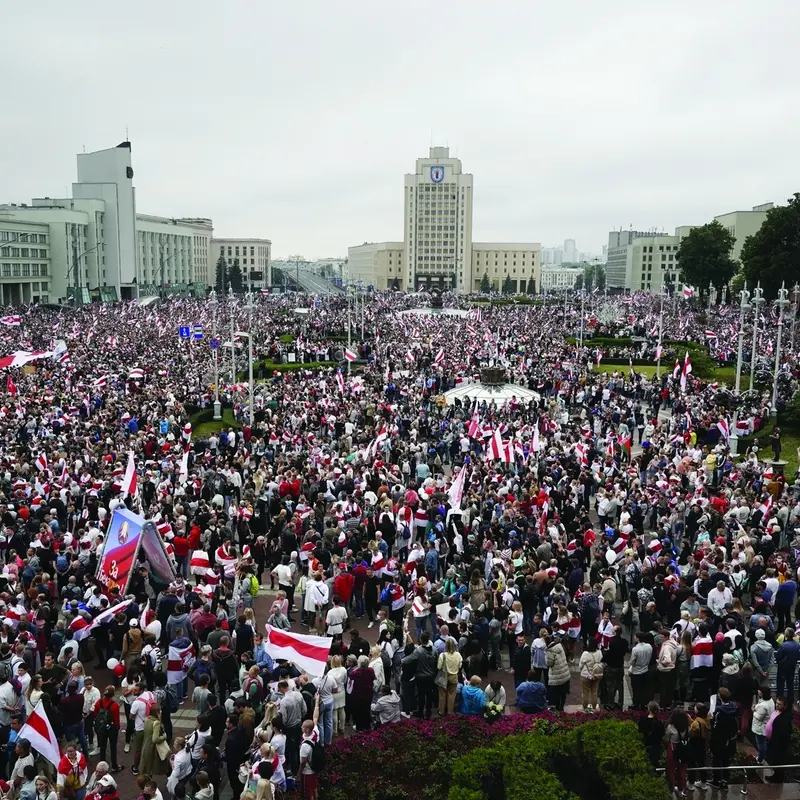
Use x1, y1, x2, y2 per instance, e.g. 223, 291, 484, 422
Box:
749, 283, 763, 392
211, 289, 221, 420
729, 284, 750, 457
656, 286, 664, 379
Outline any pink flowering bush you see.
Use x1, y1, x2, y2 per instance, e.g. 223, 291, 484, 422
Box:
322, 711, 668, 800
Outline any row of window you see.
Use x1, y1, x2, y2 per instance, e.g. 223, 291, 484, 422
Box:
0, 247, 48, 258
0, 233, 48, 244
1, 263, 49, 278
224, 246, 268, 258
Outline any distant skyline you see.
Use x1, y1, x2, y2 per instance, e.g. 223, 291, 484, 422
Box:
2, 1, 798, 259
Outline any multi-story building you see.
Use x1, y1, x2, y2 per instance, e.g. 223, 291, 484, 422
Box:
607, 230, 687, 293
404, 147, 474, 292
0, 214, 53, 305
541, 265, 582, 292
563, 239, 576, 264
714, 203, 773, 261
178, 218, 214, 287
471, 243, 541, 293
347, 242, 404, 289
72, 142, 138, 299
606, 230, 666, 289
351, 147, 541, 294
0, 142, 212, 305
211, 238, 272, 290
0, 199, 109, 304
136, 215, 212, 296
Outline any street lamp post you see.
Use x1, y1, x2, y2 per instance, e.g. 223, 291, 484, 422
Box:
578, 292, 585, 350
347, 287, 352, 375
729, 284, 751, 456
791, 283, 800, 352
749, 283, 764, 392
229, 284, 236, 386
210, 289, 221, 420
771, 282, 790, 417
246, 291, 255, 427
656, 286, 665, 379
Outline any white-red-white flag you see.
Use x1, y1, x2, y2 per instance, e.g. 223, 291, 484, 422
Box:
167, 642, 196, 685
344, 347, 357, 362
265, 625, 332, 677
120, 450, 138, 498
18, 700, 60, 766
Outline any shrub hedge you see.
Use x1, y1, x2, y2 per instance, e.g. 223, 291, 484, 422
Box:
448, 720, 670, 800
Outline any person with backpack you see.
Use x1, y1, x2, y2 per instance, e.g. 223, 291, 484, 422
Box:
664, 708, 691, 797
91, 686, 122, 773
297, 693, 322, 800
709, 687, 740, 790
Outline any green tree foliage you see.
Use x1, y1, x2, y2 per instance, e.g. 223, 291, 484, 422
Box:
526, 277, 537, 294
228, 259, 243, 292
676, 220, 736, 301
480, 271, 490, 293
741, 193, 800, 299
214, 254, 227, 292
502, 275, 514, 294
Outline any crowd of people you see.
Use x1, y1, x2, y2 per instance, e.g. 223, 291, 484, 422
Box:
0, 288, 796, 800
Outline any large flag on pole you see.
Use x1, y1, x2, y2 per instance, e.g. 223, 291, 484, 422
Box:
265, 625, 332, 676
18, 700, 60, 766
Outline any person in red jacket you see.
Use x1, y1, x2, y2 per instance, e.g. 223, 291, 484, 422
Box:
172, 534, 190, 578
93, 685, 123, 772
188, 523, 201, 552
333, 566, 355, 613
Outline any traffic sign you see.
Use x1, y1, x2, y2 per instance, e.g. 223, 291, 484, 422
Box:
178, 326, 190, 339
210, 338, 219, 350
193, 324, 204, 340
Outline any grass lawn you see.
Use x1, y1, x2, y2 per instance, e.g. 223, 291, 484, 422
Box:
590, 362, 756, 388
193, 407, 241, 438
736, 416, 800, 478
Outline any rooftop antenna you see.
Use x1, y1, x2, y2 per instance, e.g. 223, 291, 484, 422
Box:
82, 145, 86, 153
125, 124, 129, 142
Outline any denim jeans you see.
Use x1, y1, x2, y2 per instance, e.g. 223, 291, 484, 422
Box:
321, 699, 334, 745
355, 593, 365, 618
63, 721, 89, 759
755, 733, 768, 762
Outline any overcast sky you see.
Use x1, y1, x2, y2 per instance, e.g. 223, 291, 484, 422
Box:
3, 2, 798, 259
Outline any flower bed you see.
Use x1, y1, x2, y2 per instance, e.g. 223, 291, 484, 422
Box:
322, 711, 667, 800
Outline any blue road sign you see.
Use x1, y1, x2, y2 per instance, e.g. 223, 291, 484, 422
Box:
210, 337, 219, 350
193, 324, 204, 340
178, 325, 191, 339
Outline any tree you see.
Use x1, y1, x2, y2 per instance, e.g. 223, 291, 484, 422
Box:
676, 220, 736, 303
526, 277, 536, 295
480, 271, 490, 293
214, 254, 227, 292
741, 193, 800, 298
574, 272, 584, 291
502, 275, 514, 295
228, 259, 243, 292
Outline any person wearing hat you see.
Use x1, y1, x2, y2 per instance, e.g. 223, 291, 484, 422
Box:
86, 773, 119, 800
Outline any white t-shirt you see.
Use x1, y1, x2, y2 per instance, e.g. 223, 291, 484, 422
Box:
274, 564, 292, 586
325, 606, 348, 635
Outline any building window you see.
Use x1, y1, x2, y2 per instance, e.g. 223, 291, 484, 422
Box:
40, 263, 48, 275
1, 264, 9, 277
12, 264, 20, 276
